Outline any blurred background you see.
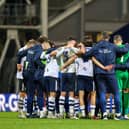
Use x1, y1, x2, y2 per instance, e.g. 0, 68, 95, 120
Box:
0, 0, 129, 93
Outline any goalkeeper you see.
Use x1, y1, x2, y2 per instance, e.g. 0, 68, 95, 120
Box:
114, 35, 129, 119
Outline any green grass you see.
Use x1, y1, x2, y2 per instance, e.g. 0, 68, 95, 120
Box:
0, 112, 129, 129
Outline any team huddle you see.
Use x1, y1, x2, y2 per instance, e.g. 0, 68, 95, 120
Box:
16, 32, 129, 120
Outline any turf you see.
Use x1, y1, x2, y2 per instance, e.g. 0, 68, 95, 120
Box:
0, 112, 129, 129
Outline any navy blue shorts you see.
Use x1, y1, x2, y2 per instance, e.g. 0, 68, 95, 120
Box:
77, 75, 95, 92
44, 76, 58, 92
60, 73, 76, 92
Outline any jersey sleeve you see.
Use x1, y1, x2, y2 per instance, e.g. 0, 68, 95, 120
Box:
34, 51, 45, 69
83, 46, 96, 59
115, 58, 129, 70
56, 47, 65, 58
115, 43, 129, 54
70, 47, 80, 54
17, 49, 28, 64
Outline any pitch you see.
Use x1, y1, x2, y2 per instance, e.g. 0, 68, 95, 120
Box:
0, 112, 129, 129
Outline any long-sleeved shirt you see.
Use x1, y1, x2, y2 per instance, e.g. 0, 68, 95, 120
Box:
115, 44, 129, 70
83, 40, 129, 74
17, 44, 43, 72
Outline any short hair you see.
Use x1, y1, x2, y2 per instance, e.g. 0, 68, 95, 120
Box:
37, 35, 48, 43
48, 40, 56, 48
113, 35, 122, 41
67, 36, 77, 42
101, 32, 110, 40
28, 39, 36, 45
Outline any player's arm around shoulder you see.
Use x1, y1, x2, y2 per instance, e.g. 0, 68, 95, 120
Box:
115, 43, 129, 54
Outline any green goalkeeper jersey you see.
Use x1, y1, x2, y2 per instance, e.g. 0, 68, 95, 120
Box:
116, 44, 129, 65
115, 44, 129, 90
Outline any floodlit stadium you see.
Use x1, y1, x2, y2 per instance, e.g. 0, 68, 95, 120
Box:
0, 0, 129, 129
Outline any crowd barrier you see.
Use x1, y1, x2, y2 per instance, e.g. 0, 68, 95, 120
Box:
0, 94, 129, 113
